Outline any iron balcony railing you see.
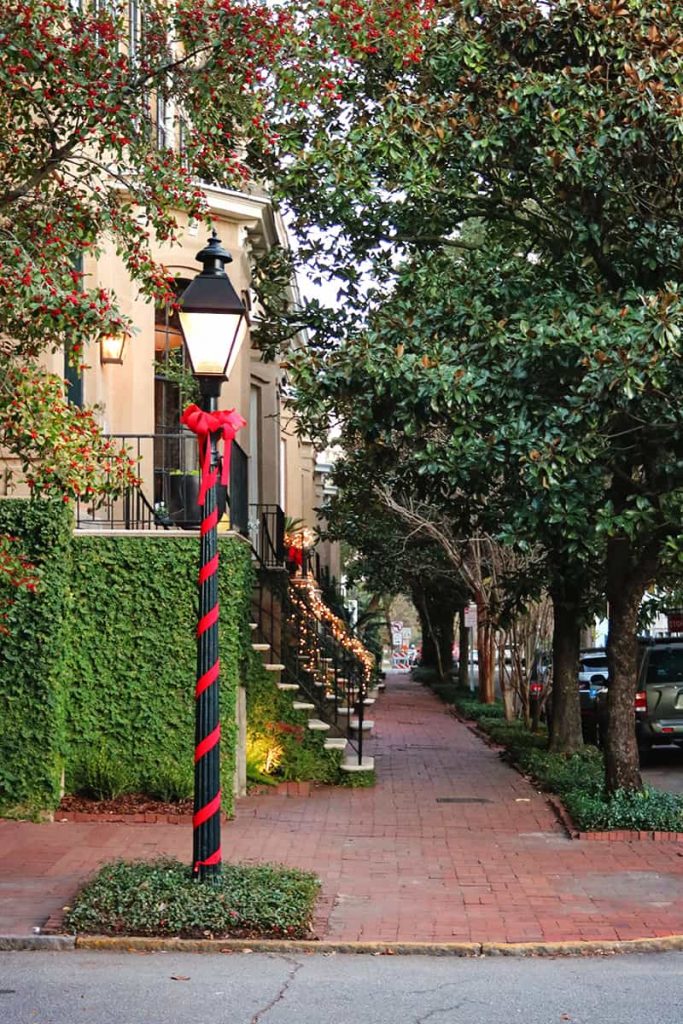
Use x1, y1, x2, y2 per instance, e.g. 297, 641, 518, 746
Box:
75, 431, 249, 533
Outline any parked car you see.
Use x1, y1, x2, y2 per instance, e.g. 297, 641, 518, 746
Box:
595, 638, 683, 755
578, 649, 609, 743
578, 649, 609, 687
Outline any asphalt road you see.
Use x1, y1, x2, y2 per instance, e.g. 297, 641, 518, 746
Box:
1, 950, 682, 1024
641, 745, 683, 794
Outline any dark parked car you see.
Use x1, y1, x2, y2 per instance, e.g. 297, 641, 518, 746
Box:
595, 638, 683, 754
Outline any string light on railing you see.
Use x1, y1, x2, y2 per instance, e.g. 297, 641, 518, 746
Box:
290, 576, 375, 685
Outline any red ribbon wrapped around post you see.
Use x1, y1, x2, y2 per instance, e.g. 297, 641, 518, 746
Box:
180, 404, 246, 506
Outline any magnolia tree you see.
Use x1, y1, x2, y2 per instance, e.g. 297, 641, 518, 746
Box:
322, 458, 471, 680
251, 0, 683, 792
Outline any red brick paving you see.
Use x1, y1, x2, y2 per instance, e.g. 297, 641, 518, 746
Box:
2, 673, 683, 943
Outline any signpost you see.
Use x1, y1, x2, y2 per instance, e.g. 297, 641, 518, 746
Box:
464, 605, 477, 629
464, 605, 477, 692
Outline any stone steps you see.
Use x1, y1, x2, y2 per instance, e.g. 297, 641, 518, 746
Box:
341, 755, 374, 773
307, 719, 331, 732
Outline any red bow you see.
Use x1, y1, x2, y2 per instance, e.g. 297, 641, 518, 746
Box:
287, 545, 303, 567
180, 405, 246, 507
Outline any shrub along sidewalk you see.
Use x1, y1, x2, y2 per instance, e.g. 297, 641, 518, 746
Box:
63, 859, 320, 940
424, 680, 683, 834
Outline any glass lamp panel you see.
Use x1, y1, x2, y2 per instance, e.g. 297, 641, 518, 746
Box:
225, 315, 248, 379
179, 310, 243, 376
100, 335, 126, 363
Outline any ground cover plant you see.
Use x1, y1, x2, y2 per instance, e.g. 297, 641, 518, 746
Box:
64, 858, 320, 940
246, 644, 345, 787
429, 682, 683, 833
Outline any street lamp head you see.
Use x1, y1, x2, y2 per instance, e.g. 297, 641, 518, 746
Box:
178, 230, 247, 395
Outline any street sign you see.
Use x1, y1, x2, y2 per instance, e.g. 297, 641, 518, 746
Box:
464, 605, 477, 629
390, 620, 403, 647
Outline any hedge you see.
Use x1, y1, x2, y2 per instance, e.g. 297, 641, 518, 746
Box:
64, 532, 253, 817
0, 498, 254, 815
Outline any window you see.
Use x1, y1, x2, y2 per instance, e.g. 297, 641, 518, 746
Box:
647, 649, 683, 684
128, 0, 139, 58
154, 278, 189, 433
64, 354, 83, 408
156, 92, 168, 149
581, 656, 609, 671
65, 254, 84, 406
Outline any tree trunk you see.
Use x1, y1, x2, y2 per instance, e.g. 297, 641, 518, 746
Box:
458, 607, 469, 690
604, 536, 658, 794
476, 591, 495, 703
412, 583, 455, 681
501, 679, 515, 721
418, 607, 436, 670
425, 593, 454, 681
548, 590, 583, 754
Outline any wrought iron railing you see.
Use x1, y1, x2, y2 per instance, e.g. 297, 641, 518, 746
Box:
249, 503, 285, 567
75, 432, 249, 533
251, 567, 368, 765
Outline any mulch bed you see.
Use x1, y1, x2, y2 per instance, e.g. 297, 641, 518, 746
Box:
56, 793, 194, 823
55, 782, 312, 824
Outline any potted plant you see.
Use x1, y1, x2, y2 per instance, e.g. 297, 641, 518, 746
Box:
168, 469, 227, 529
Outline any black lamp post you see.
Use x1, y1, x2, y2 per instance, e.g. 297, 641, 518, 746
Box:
179, 230, 246, 882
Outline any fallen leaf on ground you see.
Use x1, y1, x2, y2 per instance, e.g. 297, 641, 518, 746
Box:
170, 976, 191, 982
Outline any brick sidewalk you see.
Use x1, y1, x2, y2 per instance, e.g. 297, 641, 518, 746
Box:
2, 674, 683, 943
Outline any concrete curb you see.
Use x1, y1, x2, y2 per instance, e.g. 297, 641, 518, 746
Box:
0, 935, 75, 951
4, 934, 683, 957
480, 936, 683, 956
74, 937, 482, 956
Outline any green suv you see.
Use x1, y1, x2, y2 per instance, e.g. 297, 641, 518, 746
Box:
596, 638, 683, 753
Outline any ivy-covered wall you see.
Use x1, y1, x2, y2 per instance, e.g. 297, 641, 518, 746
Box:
0, 497, 351, 815
0, 497, 254, 816
0, 499, 73, 812
65, 533, 253, 817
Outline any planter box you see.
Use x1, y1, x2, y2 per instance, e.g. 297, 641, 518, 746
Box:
168, 473, 227, 529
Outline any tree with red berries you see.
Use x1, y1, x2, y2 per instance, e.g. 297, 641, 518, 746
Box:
1, 0, 433, 495
1, 0, 298, 497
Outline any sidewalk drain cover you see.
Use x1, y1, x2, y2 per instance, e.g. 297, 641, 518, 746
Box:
436, 797, 491, 804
